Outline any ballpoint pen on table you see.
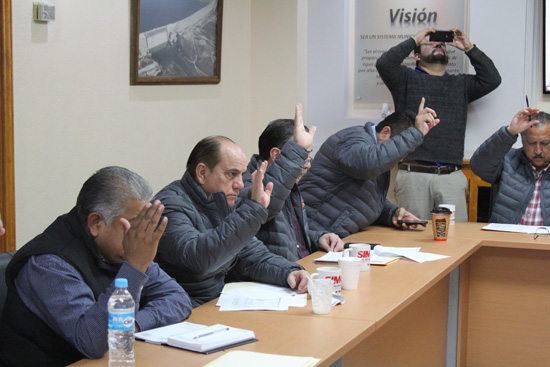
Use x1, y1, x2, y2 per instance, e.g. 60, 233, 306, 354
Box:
193, 327, 230, 339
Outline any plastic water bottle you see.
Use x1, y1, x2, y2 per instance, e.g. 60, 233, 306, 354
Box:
108, 278, 135, 367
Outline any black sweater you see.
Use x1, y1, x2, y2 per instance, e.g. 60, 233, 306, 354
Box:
376, 37, 501, 165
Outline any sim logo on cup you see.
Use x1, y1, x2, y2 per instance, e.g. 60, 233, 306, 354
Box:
310, 267, 342, 294
344, 244, 372, 271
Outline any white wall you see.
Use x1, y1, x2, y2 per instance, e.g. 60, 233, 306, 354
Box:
12, 0, 302, 247
250, 0, 300, 144
466, 0, 527, 156
11, 0, 546, 246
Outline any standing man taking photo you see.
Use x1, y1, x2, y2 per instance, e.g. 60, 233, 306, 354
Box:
376, 27, 501, 222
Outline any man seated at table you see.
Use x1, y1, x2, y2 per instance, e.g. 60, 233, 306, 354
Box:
298, 99, 439, 238
0, 166, 192, 367
154, 136, 309, 308
470, 107, 550, 225
245, 105, 344, 260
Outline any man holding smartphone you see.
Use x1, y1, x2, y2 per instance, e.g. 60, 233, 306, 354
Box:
376, 28, 501, 222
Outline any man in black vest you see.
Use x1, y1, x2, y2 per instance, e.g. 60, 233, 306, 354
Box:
0, 166, 192, 366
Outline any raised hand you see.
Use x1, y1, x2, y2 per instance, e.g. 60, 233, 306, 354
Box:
121, 200, 168, 273
448, 28, 473, 52
507, 108, 540, 136
250, 160, 274, 208
293, 103, 317, 151
413, 27, 436, 46
414, 97, 440, 136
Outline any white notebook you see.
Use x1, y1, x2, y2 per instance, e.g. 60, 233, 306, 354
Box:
135, 322, 256, 354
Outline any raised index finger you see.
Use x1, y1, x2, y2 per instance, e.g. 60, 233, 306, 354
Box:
295, 103, 303, 126
418, 97, 426, 114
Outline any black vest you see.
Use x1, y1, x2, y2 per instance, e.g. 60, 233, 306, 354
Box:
0, 208, 120, 366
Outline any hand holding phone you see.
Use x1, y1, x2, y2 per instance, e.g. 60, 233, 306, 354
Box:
429, 30, 454, 43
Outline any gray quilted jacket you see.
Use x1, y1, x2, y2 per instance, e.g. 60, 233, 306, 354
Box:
154, 171, 303, 308
298, 122, 424, 237
470, 126, 550, 224
244, 141, 327, 261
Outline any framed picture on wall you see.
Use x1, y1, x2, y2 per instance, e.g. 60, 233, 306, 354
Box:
545, 0, 550, 93
130, 0, 223, 85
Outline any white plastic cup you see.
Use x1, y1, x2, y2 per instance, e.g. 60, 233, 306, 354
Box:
343, 244, 371, 271
337, 257, 362, 290
310, 267, 342, 294
439, 204, 456, 225
309, 278, 333, 314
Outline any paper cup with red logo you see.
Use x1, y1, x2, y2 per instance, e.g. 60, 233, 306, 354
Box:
343, 244, 371, 271
310, 267, 342, 294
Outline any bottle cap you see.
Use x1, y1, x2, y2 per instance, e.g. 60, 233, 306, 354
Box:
115, 278, 128, 288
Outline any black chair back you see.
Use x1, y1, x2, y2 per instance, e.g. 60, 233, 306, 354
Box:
0, 251, 16, 316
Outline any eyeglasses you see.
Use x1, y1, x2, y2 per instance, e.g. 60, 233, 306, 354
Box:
305, 155, 313, 164
533, 227, 550, 240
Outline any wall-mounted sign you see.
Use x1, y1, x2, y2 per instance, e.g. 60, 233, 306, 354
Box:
353, 0, 466, 110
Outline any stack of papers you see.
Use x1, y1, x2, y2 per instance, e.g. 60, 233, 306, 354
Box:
315, 250, 399, 265
482, 223, 550, 234
205, 351, 320, 367
373, 245, 449, 263
216, 282, 307, 311
315, 246, 449, 264
135, 322, 257, 354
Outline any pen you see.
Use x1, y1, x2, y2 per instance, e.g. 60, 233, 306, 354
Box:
193, 327, 230, 339
526, 95, 532, 121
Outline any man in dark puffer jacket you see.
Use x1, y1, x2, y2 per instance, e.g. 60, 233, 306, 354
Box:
244, 105, 344, 261
470, 108, 550, 225
154, 136, 309, 307
299, 100, 439, 238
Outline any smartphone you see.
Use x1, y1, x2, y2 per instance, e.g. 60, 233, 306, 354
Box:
397, 220, 428, 226
429, 30, 454, 43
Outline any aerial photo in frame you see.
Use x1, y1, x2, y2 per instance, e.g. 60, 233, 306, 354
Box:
131, 0, 223, 85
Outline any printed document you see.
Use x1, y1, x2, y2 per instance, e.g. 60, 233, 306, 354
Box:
216, 283, 307, 311
482, 223, 550, 234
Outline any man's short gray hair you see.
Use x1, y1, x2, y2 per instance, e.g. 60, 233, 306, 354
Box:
76, 166, 153, 225
521, 111, 550, 136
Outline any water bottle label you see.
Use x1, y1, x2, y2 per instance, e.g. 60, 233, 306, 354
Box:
108, 311, 134, 331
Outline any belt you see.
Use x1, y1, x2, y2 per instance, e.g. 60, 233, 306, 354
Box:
398, 163, 460, 175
